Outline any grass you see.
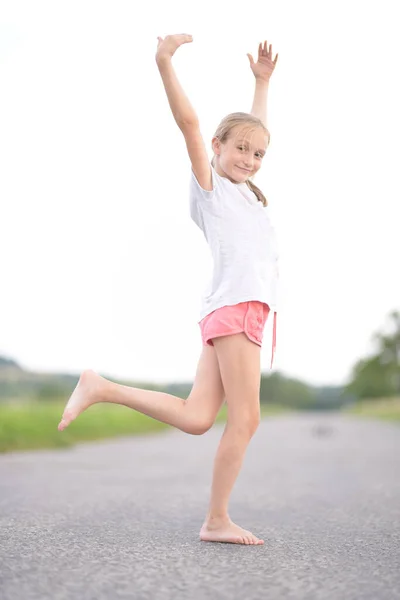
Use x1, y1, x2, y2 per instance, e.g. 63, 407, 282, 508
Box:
343, 396, 400, 422
0, 398, 289, 454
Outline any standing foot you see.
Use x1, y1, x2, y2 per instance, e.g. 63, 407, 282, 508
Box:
57, 369, 104, 431
199, 518, 264, 545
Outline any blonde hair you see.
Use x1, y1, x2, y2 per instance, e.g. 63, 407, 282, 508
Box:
211, 112, 270, 207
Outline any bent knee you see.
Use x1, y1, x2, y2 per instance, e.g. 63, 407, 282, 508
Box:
184, 417, 215, 436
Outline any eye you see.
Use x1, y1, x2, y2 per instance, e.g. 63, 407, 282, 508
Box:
238, 146, 263, 159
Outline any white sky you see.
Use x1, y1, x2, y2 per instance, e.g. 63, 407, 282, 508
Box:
1, 0, 399, 388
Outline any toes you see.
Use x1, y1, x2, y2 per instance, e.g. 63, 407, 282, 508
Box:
58, 418, 69, 431
58, 411, 73, 430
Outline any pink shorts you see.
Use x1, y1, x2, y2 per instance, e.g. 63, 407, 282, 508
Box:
199, 301, 277, 369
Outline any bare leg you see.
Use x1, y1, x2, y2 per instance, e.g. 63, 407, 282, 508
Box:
57, 344, 225, 434
58, 369, 195, 433
199, 421, 263, 545
199, 332, 264, 545
206, 424, 255, 520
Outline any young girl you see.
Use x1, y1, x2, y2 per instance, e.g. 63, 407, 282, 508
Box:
58, 34, 279, 546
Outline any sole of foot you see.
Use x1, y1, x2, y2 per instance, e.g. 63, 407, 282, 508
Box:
57, 369, 102, 431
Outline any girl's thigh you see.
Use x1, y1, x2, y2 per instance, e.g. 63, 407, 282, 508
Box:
212, 332, 261, 424
185, 343, 226, 430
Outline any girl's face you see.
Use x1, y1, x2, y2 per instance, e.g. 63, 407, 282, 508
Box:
212, 126, 268, 183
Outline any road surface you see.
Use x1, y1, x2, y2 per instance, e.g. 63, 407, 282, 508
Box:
1, 412, 399, 600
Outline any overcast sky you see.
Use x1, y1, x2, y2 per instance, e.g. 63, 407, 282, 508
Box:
1, 0, 399, 388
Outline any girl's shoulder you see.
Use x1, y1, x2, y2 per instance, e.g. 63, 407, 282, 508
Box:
190, 164, 224, 202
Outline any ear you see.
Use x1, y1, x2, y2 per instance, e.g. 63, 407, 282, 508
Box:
211, 136, 221, 155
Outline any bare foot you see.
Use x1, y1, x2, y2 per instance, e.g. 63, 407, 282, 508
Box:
58, 369, 104, 431
199, 518, 264, 545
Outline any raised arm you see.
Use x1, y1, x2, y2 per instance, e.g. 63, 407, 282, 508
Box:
250, 80, 270, 128
155, 34, 199, 127
247, 40, 279, 129
155, 34, 213, 191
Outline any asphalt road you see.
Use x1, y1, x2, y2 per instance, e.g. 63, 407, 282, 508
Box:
1, 412, 399, 600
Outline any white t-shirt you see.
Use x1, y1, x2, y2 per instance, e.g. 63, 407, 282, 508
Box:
189, 164, 280, 323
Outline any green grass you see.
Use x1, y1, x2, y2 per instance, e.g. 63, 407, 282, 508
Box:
0, 399, 289, 454
343, 397, 400, 422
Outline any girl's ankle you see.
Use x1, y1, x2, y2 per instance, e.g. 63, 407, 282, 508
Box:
205, 513, 230, 526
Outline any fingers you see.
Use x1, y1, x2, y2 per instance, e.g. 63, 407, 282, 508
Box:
260, 40, 270, 56
180, 33, 193, 43
258, 39, 277, 61
157, 34, 193, 46
171, 33, 193, 42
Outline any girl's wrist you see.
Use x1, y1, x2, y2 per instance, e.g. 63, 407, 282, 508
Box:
255, 77, 270, 86
156, 54, 172, 67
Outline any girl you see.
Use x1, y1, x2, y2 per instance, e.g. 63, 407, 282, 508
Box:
58, 34, 279, 546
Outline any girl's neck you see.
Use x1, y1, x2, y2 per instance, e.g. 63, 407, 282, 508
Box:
213, 162, 244, 186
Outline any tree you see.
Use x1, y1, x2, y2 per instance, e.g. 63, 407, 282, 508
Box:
372, 310, 400, 395
344, 310, 400, 400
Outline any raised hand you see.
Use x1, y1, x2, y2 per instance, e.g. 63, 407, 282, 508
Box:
156, 34, 193, 63
247, 40, 278, 82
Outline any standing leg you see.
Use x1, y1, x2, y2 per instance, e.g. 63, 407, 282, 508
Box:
199, 332, 264, 545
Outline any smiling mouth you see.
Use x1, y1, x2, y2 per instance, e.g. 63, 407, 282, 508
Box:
237, 166, 252, 173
